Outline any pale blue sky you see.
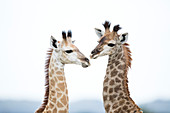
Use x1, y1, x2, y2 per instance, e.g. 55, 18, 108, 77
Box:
0, 0, 170, 105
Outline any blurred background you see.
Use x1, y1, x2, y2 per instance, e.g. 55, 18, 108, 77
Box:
0, 0, 170, 112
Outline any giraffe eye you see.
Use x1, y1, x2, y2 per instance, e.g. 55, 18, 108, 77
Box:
65, 50, 73, 53
108, 43, 115, 47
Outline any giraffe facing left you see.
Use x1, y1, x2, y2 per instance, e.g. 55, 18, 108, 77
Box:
35, 30, 90, 113
90, 21, 142, 113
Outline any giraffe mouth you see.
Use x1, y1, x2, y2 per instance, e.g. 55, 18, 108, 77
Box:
81, 60, 90, 68
80, 57, 90, 68
81, 62, 90, 68
90, 54, 98, 59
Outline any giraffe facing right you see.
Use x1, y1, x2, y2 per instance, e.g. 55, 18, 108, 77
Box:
35, 30, 90, 113
90, 21, 143, 113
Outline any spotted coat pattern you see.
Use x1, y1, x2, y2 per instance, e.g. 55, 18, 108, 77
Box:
103, 46, 143, 113
42, 51, 69, 113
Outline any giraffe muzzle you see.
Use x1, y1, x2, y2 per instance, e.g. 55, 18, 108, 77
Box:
91, 54, 99, 59
90, 48, 101, 59
81, 57, 90, 68
90, 52, 99, 59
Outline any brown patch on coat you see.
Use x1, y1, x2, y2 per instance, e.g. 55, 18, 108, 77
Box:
51, 90, 55, 96
103, 95, 108, 101
118, 73, 124, 79
109, 79, 115, 85
58, 109, 67, 113
47, 110, 52, 113
56, 71, 62, 75
104, 77, 109, 83
111, 69, 118, 77
115, 77, 121, 83
53, 108, 57, 113
60, 95, 67, 105
110, 65, 113, 70
57, 101, 64, 108
119, 99, 125, 106
109, 88, 113, 93
122, 105, 128, 111
57, 76, 64, 81
103, 86, 108, 92
112, 102, 119, 109
115, 61, 120, 66
57, 92, 62, 98
114, 85, 121, 93
118, 64, 126, 70
105, 104, 111, 113
58, 83, 65, 92
55, 67, 58, 71
51, 79, 55, 87
49, 103, 54, 108
52, 98, 56, 103
112, 94, 117, 98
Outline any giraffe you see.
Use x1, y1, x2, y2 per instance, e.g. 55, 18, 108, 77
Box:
35, 30, 90, 113
90, 21, 143, 113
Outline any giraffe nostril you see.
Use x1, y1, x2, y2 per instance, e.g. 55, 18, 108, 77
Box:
84, 58, 89, 63
91, 48, 101, 55
91, 50, 95, 54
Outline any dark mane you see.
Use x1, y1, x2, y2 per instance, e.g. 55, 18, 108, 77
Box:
123, 43, 141, 111
35, 49, 53, 113
123, 43, 132, 69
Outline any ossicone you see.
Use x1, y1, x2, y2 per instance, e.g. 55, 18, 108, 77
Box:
62, 31, 66, 40
103, 21, 111, 29
67, 30, 72, 38
113, 25, 122, 32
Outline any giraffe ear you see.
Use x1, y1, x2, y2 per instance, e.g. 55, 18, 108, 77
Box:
94, 28, 104, 38
119, 33, 128, 44
50, 36, 58, 49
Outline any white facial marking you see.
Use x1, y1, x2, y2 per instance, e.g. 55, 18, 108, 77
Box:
100, 44, 112, 56
109, 40, 116, 44
59, 45, 82, 65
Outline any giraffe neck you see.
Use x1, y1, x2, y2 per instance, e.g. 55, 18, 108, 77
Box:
43, 50, 69, 113
103, 45, 142, 113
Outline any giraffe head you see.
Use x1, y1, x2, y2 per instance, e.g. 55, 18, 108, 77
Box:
90, 21, 128, 59
51, 30, 90, 68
